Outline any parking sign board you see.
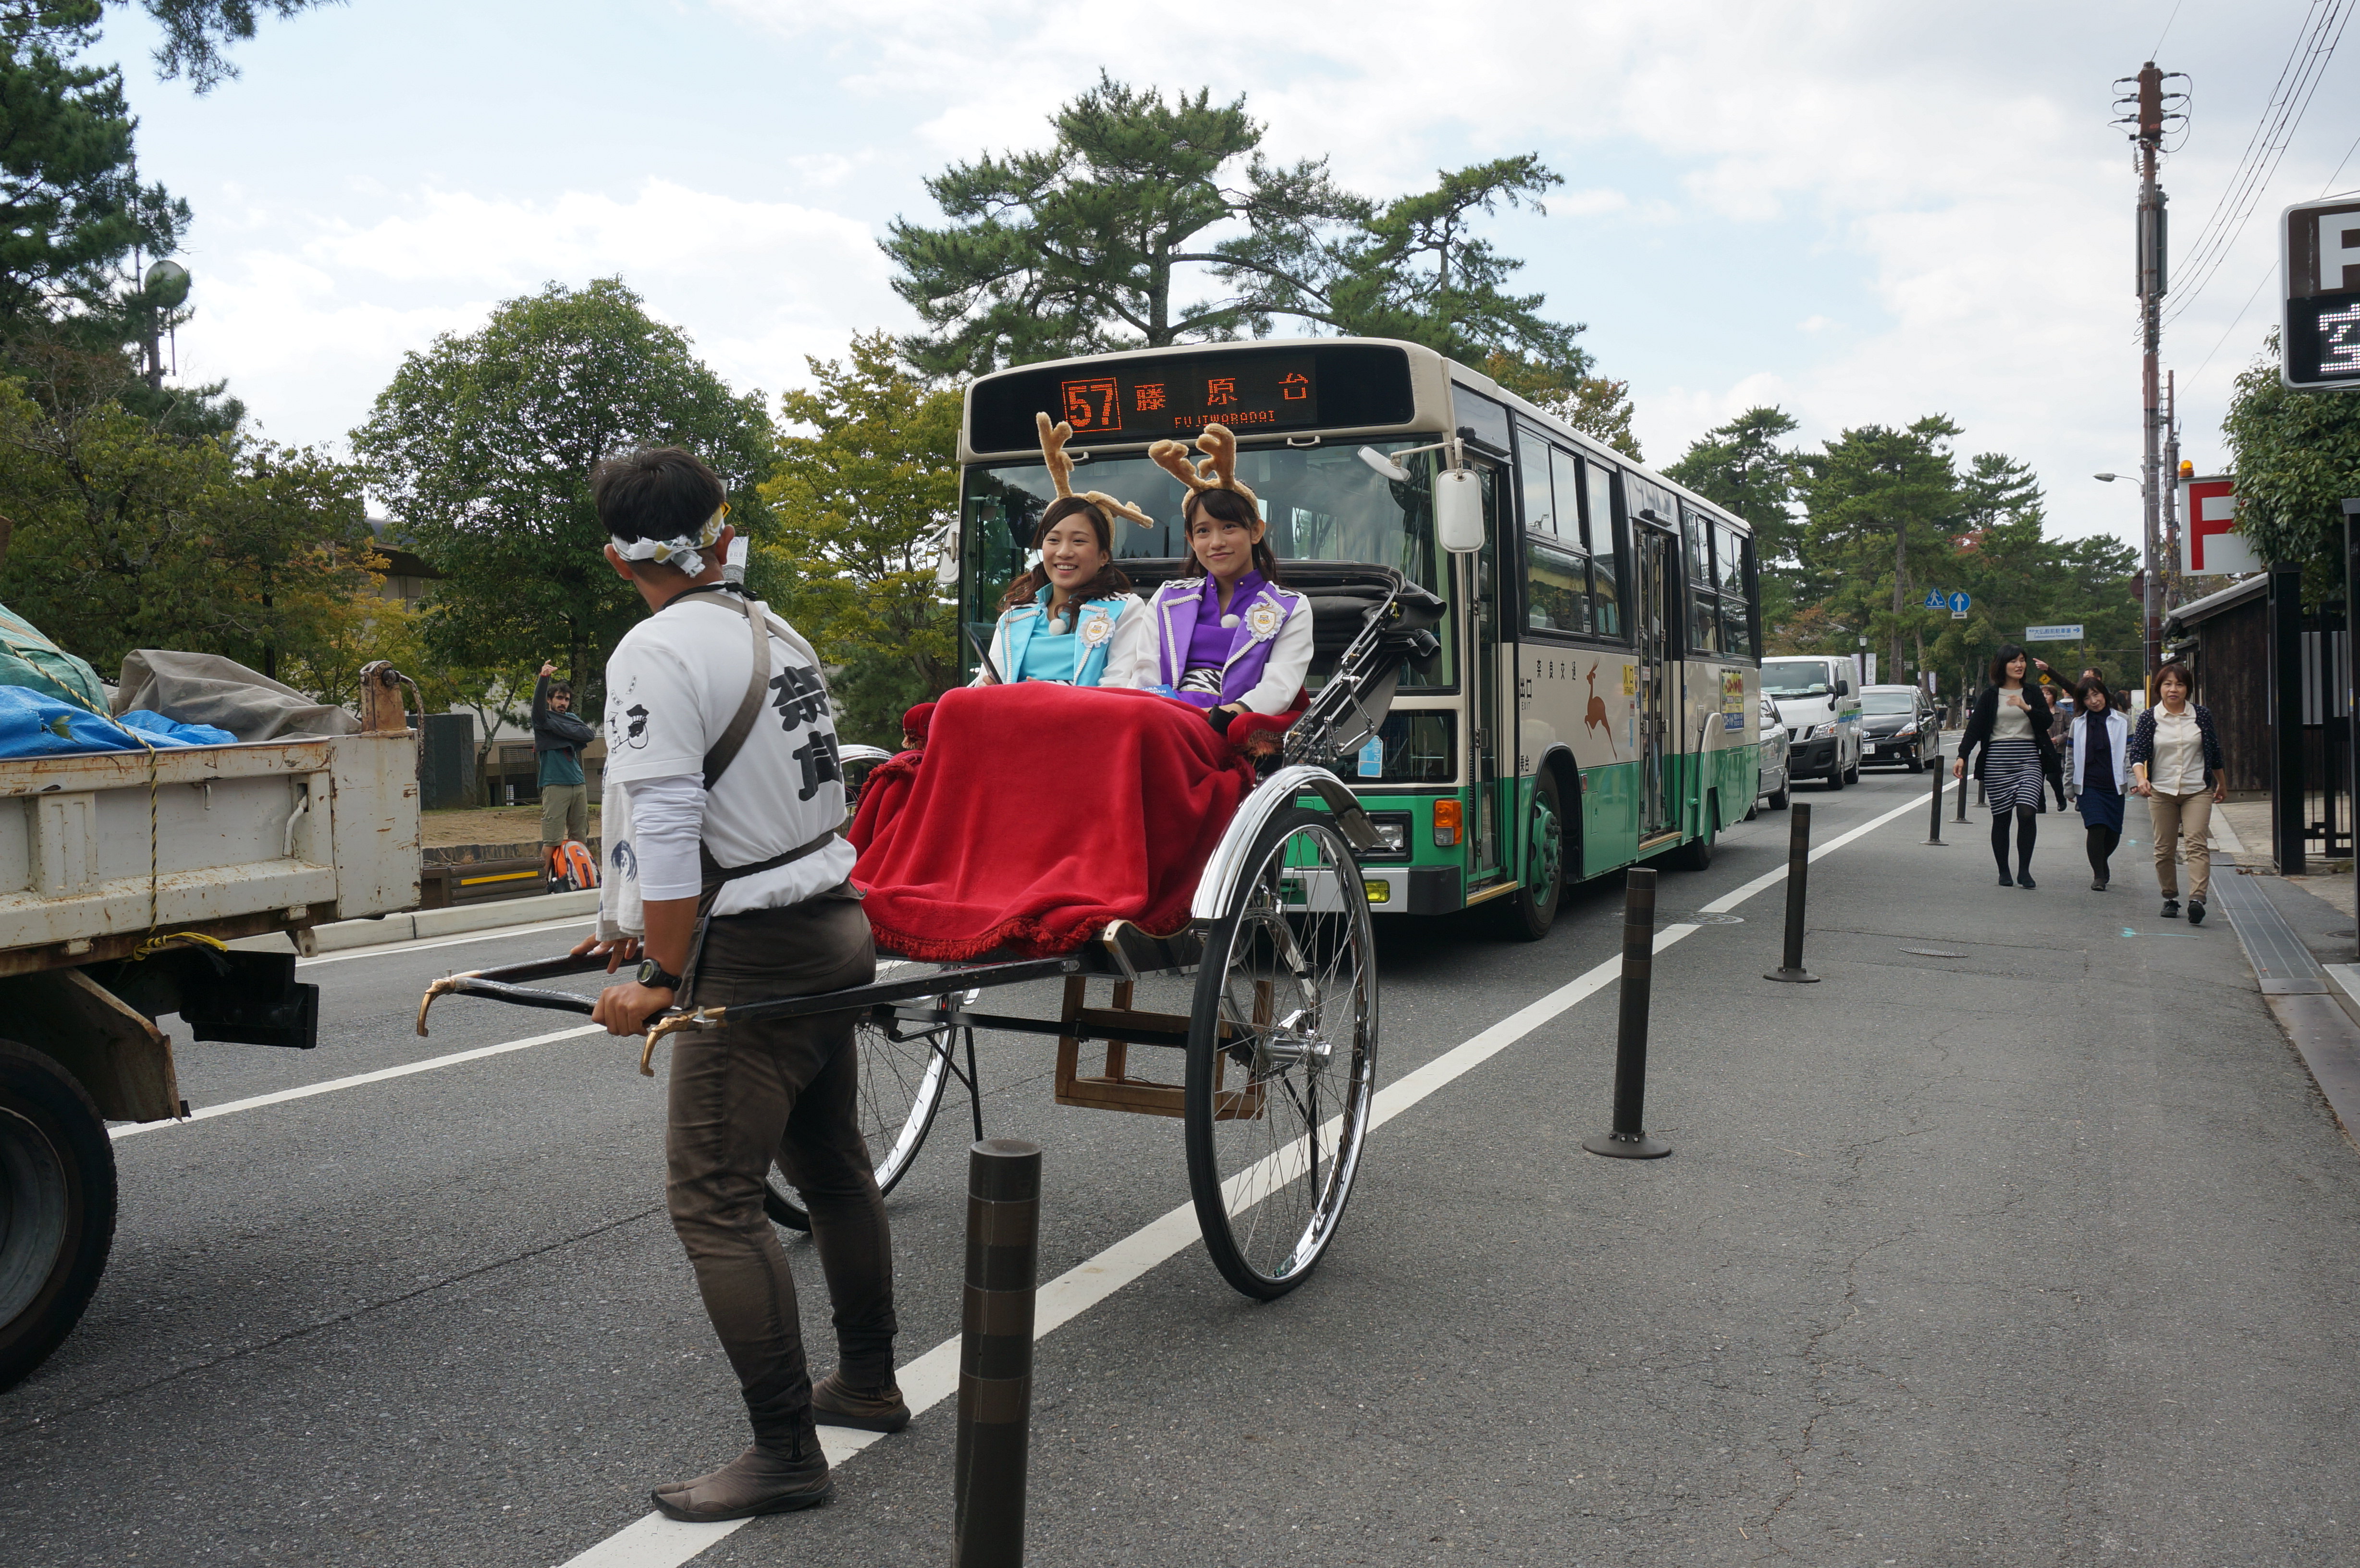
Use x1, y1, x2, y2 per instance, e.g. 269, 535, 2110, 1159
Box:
2179, 474, 2263, 574
2283, 196, 2360, 391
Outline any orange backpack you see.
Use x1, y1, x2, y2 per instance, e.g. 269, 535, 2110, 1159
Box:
548, 838, 600, 892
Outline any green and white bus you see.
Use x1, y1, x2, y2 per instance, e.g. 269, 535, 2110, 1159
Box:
955, 338, 1763, 939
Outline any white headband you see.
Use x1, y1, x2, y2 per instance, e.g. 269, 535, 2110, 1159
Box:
610, 504, 728, 574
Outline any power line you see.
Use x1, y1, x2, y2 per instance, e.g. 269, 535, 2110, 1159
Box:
2165, 0, 2353, 324
2187, 124, 2360, 380
2164, 0, 2332, 285
2151, 0, 2188, 58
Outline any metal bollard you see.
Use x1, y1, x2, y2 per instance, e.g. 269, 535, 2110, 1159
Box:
1766, 804, 1819, 983
954, 1139, 1041, 1568
1923, 751, 1948, 845
1583, 868, 1672, 1159
1955, 754, 1969, 822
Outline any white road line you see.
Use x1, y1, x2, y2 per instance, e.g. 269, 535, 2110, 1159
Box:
296, 917, 597, 968
110, 1024, 609, 1140
118, 964, 920, 1141
557, 786, 1932, 1567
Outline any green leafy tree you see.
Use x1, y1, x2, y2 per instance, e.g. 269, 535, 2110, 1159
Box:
0, 374, 379, 677
2223, 333, 2360, 605
885, 74, 1354, 377
1665, 406, 1799, 630
353, 278, 777, 710
759, 332, 960, 747
1795, 417, 1963, 682
1309, 156, 1588, 377
886, 77, 1594, 385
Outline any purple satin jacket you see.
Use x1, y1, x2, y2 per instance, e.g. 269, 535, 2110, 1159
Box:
1150, 572, 1306, 710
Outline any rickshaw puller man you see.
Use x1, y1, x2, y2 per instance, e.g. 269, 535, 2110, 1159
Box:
574, 446, 906, 1522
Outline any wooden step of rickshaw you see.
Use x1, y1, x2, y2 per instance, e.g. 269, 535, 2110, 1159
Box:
1050, 976, 1264, 1120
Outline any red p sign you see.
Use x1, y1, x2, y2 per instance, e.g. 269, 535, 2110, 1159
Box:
2180, 476, 2262, 575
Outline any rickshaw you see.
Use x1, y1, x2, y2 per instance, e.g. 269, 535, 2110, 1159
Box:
418, 564, 1441, 1299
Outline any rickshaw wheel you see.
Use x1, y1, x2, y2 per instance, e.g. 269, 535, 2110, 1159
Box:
1184, 808, 1378, 1299
765, 1013, 952, 1232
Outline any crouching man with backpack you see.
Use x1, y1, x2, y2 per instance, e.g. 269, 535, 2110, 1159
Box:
571, 446, 904, 1519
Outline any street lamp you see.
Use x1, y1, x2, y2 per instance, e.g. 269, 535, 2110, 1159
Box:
2094, 470, 2159, 692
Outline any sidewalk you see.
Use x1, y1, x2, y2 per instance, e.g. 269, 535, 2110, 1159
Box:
1535, 782, 2360, 1560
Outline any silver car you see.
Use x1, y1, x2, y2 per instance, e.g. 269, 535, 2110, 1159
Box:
1753, 692, 1791, 814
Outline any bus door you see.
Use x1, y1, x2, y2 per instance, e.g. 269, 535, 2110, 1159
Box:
1460, 459, 1512, 886
1634, 520, 1678, 841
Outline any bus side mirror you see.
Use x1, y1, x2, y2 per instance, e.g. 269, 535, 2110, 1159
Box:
1436, 469, 1485, 554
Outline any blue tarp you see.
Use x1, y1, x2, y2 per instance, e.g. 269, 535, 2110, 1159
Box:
0, 686, 238, 759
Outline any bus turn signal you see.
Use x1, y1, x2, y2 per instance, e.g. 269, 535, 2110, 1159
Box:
1433, 799, 1463, 847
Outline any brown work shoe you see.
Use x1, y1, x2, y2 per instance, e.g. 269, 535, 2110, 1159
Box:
811, 1371, 911, 1433
651, 1444, 832, 1522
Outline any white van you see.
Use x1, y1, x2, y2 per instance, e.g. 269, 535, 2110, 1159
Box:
1760, 655, 1863, 789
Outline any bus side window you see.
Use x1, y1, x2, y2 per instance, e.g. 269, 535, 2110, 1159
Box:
1525, 537, 1590, 633
1547, 446, 1592, 633
1715, 523, 1753, 657
1585, 459, 1623, 638
1683, 505, 1721, 654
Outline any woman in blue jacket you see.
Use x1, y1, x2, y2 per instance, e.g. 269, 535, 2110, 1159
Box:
974, 494, 1153, 687
972, 415, 1155, 688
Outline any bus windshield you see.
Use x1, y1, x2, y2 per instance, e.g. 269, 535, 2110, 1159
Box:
1760, 661, 1832, 698
960, 438, 1451, 681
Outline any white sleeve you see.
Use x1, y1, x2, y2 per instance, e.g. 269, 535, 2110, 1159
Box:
1236, 599, 1315, 715
629, 771, 707, 902
1098, 596, 1155, 689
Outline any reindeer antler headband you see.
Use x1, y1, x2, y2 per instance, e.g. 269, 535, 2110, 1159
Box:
1035, 413, 1154, 528
1148, 423, 1258, 508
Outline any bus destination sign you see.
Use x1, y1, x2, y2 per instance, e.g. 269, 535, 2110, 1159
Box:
1053, 355, 1318, 438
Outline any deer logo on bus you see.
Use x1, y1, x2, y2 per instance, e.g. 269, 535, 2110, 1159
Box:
1585, 663, 1618, 758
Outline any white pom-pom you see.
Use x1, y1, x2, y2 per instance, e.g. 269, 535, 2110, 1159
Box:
1221, 613, 1241, 629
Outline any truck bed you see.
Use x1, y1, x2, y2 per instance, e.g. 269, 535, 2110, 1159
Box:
0, 732, 420, 977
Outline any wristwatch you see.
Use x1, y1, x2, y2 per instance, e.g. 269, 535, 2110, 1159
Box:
635, 957, 683, 992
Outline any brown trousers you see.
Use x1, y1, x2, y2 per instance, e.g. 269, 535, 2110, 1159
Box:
2147, 790, 2213, 901
665, 891, 894, 1445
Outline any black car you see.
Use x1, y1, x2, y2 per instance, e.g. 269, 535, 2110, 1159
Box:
1857, 685, 1939, 772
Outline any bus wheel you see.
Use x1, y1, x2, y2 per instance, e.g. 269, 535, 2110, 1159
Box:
1490, 769, 1565, 941
1665, 792, 1717, 872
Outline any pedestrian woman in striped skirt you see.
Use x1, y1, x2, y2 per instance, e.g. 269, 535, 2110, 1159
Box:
1953, 645, 2057, 888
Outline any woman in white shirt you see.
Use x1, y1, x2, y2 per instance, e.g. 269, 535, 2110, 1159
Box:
2127, 661, 2226, 923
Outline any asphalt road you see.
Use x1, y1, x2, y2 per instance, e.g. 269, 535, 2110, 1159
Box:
5, 763, 2357, 1567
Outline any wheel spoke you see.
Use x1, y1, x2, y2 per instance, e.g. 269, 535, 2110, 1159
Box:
1190, 814, 1377, 1295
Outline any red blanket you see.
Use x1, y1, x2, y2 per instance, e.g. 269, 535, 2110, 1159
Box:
848, 684, 1255, 960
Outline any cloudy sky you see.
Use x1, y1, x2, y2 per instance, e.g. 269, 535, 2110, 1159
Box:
107, 0, 2358, 551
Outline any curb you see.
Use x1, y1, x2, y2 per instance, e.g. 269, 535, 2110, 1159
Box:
291, 890, 601, 956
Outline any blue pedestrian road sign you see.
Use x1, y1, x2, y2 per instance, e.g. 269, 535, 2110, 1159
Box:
1924, 589, 1946, 610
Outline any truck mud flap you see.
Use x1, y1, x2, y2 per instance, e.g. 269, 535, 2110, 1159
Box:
180, 951, 320, 1051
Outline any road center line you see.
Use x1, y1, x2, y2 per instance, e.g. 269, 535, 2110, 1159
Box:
559, 787, 1932, 1568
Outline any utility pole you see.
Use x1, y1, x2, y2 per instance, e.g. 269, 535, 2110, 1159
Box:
2117, 61, 2183, 697
2162, 371, 2181, 617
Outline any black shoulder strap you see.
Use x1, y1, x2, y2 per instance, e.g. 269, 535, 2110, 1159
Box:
660, 585, 770, 791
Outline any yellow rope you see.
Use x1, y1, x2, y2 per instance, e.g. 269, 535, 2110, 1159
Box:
130, 930, 229, 961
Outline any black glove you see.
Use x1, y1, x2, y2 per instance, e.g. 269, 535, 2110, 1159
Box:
1206, 704, 1232, 731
